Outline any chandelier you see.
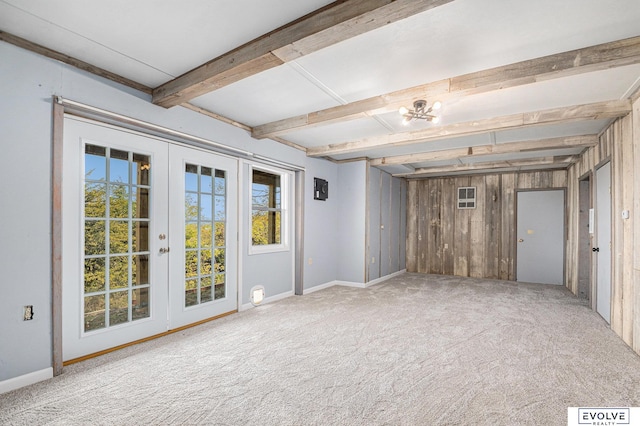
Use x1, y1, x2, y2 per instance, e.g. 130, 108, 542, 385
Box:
398, 99, 442, 125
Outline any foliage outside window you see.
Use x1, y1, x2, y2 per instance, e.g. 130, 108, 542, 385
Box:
251, 168, 284, 249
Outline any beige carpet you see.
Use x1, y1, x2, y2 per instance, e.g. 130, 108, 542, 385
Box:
2, 273, 640, 425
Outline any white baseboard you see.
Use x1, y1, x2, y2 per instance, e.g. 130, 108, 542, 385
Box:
0, 367, 53, 394
239, 290, 294, 311
304, 269, 407, 294
364, 269, 406, 287
303, 281, 339, 294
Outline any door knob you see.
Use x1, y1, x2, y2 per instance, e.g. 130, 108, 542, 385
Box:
518, 238, 524, 243
592, 247, 600, 252
159, 247, 170, 254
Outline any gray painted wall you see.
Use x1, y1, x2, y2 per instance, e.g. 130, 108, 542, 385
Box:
336, 161, 367, 283
0, 41, 340, 383
368, 168, 382, 281
366, 165, 407, 283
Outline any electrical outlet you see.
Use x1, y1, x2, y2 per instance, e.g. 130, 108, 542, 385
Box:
24, 305, 34, 321
308, 257, 313, 265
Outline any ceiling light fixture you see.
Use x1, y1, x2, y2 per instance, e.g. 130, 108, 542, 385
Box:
399, 99, 442, 125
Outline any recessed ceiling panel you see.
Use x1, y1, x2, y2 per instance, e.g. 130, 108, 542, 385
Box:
296, 0, 640, 103
190, 63, 342, 127
0, 2, 172, 86
0, 0, 335, 84
494, 120, 613, 144
284, 116, 391, 148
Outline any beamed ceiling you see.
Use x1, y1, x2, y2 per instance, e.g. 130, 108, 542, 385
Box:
2, 0, 640, 177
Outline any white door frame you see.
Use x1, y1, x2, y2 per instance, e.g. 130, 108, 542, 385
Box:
595, 161, 612, 323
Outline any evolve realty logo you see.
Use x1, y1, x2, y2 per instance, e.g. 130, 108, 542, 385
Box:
578, 408, 630, 425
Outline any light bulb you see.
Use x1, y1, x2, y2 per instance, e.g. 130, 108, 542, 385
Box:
402, 117, 411, 126
431, 116, 440, 124
432, 101, 442, 110
398, 106, 409, 115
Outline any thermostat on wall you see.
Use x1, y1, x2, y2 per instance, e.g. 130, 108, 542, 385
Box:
314, 178, 328, 201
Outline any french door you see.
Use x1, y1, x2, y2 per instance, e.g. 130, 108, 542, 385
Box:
62, 117, 237, 361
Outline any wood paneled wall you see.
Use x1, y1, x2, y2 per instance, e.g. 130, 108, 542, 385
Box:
566, 110, 636, 348
406, 170, 567, 279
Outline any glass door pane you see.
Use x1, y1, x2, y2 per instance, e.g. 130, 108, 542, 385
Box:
184, 165, 227, 306
83, 144, 151, 331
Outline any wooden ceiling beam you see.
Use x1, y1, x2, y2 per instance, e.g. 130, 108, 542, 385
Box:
307, 100, 631, 157
253, 35, 640, 139
370, 135, 598, 166
395, 156, 577, 178
152, 0, 453, 108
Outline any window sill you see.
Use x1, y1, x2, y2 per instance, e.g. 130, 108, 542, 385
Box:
248, 244, 290, 256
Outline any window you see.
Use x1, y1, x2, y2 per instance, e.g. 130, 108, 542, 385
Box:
251, 167, 287, 253
458, 186, 476, 209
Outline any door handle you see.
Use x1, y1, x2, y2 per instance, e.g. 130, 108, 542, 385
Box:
592, 247, 600, 252
159, 247, 170, 254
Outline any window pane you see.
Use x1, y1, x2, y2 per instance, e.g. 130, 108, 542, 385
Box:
110, 256, 129, 289
214, 280, 225, 300
215, 222, 225, 247
132, 187, 149, 219
132, 153, 150, 186
109, 185, 129, 218
185, 250, 198, 278
215, 248, 225, 273
200, 194, 212, 221
84, 294, 105, 331
215, 196, 225, 221
201, 276, 212, 303
109, 220, 129, 254
185, 279, 198, 307
132, 221, 149, 252
200, 167, 212, 193
251, 169, 282, 246
132, 287, 149, 321
185, 193, 198, 222
252, 170, 280, 208
110, 149, 129, 183
109, 291, 129, 326
84, 257, 105, 293
185, 222, 198, 249
132, 255, 149, 286
85, 183, 106, 217
200, 223, 212, 248
200, 249, 212, 275
185, 164, 198, 192
85, 220, 105, 255
85, 145, 106, 181
214, 169, 226, 195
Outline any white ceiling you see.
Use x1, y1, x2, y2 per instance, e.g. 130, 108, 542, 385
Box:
2, 0, 640, 177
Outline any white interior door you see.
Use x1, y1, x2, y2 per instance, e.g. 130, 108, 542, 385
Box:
168, 144, 238, 329
516, 190, 565, 285
63, 118, 238, 361
595, 162, 611, 323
